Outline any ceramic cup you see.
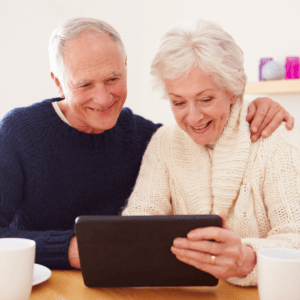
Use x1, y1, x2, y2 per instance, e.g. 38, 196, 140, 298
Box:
0, 238, 36, 300
258, 248, 300, 300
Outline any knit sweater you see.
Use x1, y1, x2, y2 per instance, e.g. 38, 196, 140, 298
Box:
122, 98, 300, 286
0, 98, 161, 269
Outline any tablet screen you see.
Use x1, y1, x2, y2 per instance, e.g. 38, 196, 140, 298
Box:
75, 214, 221, 287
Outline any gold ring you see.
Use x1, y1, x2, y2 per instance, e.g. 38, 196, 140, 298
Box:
211, 255, 216, 265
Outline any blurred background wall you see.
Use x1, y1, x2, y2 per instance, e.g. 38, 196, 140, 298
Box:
0, 0, 299, 125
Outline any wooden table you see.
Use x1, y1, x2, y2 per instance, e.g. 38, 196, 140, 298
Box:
30, 270, 259, 300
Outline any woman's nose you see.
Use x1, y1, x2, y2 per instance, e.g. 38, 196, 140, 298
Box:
187, 106, 204, 125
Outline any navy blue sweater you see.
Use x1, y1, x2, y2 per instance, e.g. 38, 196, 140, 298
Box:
0, 98, 161, 269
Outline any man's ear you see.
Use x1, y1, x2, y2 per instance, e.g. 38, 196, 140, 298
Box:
51, 72, 65, 98
125, 56, 127, 67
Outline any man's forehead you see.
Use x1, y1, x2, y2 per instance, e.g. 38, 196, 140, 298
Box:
64, 35, 124, 69
64, 32, 120, 56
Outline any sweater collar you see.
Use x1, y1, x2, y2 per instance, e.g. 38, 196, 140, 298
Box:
211, 97, 251, 214
43, 98, 122, 147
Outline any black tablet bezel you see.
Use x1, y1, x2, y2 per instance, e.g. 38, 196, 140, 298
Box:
75, 214, 222, 287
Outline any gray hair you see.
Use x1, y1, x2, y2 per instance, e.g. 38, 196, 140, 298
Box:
49, 17, 126, 89
150, 20, 247, 99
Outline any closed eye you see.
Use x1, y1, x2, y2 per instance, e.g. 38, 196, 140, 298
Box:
202, 98, 213, 102
109, 77, 119, 82
172, 101, 185, 107
81, 83, 90, 87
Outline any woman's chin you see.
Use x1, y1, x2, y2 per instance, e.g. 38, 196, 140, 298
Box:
190, 135, 214, 146
188, 129, 217, 145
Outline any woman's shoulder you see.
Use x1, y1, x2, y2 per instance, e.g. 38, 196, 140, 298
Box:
150, 123, 191, 145
148, 123, 202, 161
256, 123, 300, 155
273, 123, 300, 147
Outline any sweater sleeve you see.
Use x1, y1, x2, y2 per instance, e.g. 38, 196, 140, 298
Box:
227, 125, 300, 286
0, 113, 75, 269
122, 126, 173, 216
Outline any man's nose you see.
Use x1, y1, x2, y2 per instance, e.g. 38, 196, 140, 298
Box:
93, 85, 112, 108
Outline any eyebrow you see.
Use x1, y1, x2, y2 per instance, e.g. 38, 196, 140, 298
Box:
169, 89, 214, 98
106, 72, 121, 79
73, 79, 91, 86
72, 72, 122, 86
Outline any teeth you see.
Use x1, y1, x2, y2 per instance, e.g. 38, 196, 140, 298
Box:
193, 122, 209, 130
92, 108, 107, 112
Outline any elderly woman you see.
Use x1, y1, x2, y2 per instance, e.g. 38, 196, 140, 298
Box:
122, 20, 300, 286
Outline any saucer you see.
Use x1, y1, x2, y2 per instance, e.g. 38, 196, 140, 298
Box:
33, 264, 52, 286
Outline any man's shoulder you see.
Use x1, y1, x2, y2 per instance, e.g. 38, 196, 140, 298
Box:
0, 98, 57, 137
120, 107, 160, 124
118, 107, 162, 134
1, 98, 54, 124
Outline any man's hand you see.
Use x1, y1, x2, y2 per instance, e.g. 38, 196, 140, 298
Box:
68, 236, 81, 269
246, 97, 294, 142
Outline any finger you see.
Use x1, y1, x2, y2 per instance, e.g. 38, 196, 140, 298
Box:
249, 97, 273, 133
216, 210, 233, 231
171, 246, 212, 265
185, 226, 232, 243
250, 132, 260, 142
186, 211, 231, 241
284, 114, 294, 130
246, 101, 256, 124
173, 235, 243, 261
258, 109, 287, 138
174, 253, 227, 279
173, 238, 222, 255
251, 104, 283, 140
249, 108, 270, 135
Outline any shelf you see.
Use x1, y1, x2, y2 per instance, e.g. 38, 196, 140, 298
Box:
245, 79, 300, 95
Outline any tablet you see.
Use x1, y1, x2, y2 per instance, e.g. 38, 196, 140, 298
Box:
75, 214, 222, 287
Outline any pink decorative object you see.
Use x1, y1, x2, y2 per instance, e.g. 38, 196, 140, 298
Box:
285, 56, 300, 79
259, 58, 273, 81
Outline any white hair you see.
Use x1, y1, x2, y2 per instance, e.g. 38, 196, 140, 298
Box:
150, 20, 247, 99
48, 17, 126, 89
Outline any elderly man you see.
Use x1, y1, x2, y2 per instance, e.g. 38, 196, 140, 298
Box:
0, 18, 294, 270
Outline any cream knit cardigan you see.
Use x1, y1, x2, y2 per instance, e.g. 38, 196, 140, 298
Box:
122, 98, 300, 286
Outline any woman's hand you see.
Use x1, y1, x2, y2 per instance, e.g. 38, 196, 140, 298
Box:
247, 97, 294, 142
171, 211, 256, 279
68, 236, 81, 269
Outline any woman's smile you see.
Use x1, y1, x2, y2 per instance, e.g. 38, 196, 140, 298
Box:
191, 120, 212, 133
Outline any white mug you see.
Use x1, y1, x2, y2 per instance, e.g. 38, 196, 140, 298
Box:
258, 248, 300, 300
0, 238, 36, 300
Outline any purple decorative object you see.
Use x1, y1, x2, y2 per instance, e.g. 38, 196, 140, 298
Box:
259, 58, 273, 81
285, 56, 300, 79
262, 61, 285, 80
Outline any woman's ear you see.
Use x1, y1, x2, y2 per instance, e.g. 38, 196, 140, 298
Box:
229, 92, 236, 104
